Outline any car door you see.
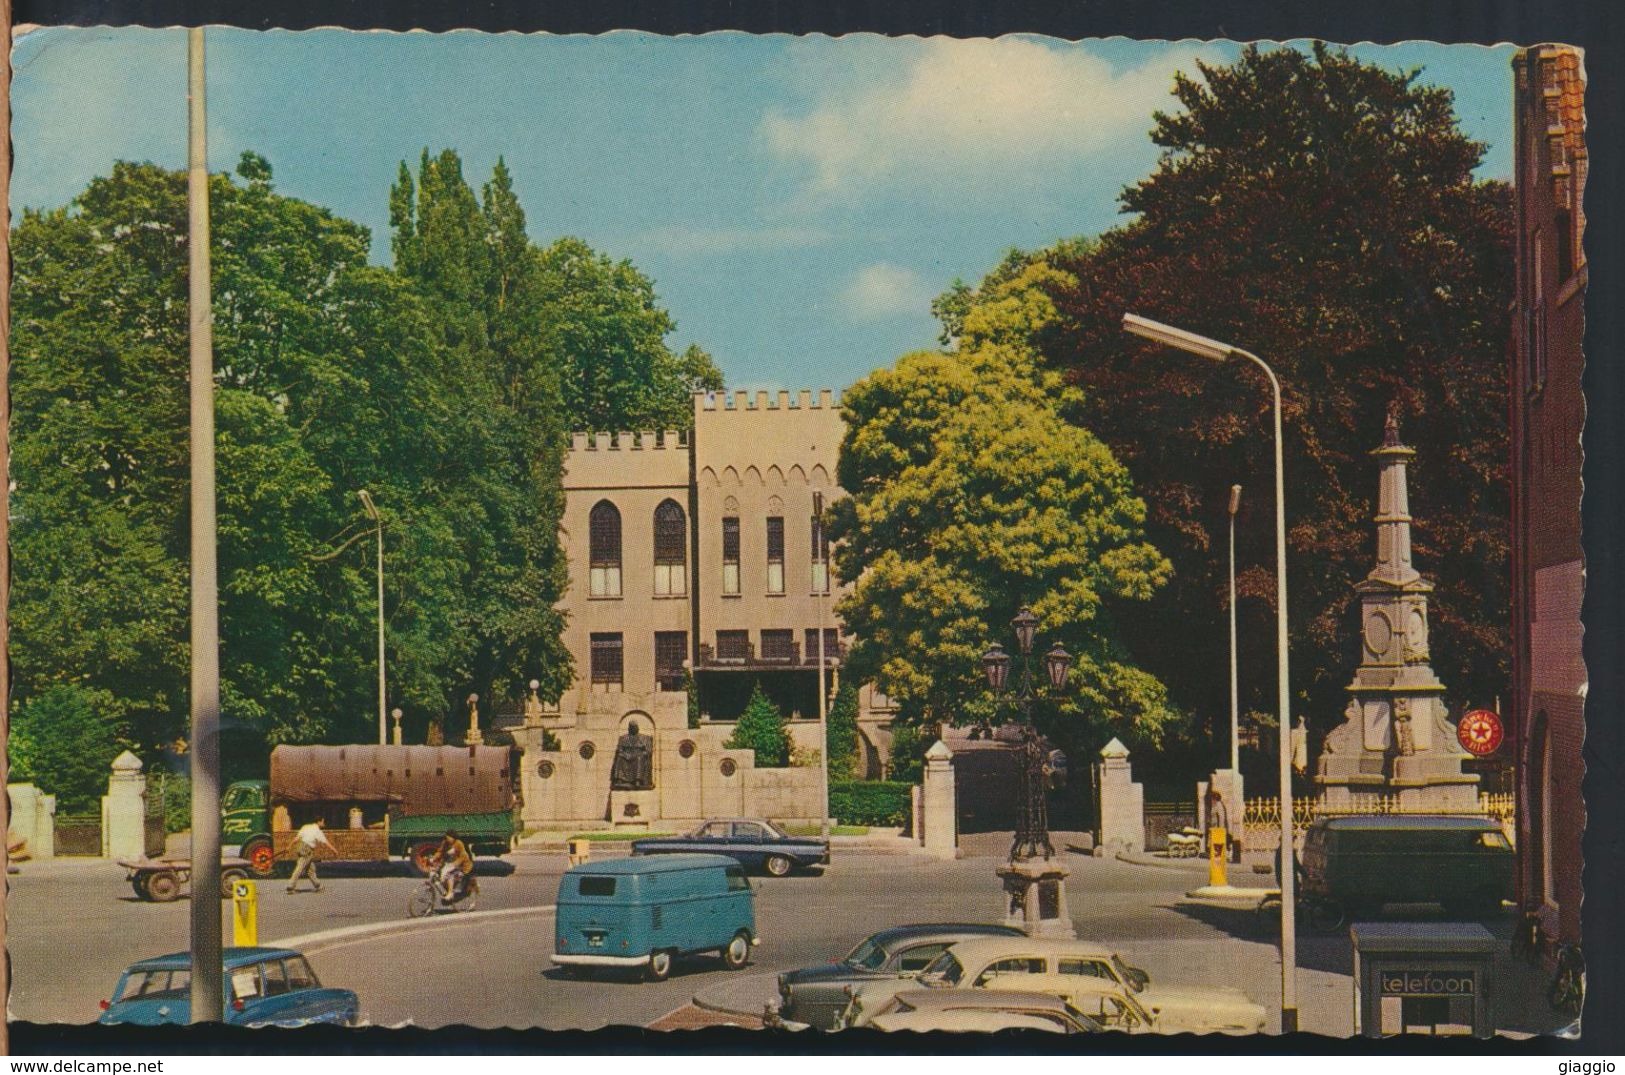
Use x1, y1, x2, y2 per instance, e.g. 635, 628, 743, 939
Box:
888, 943, 952, 977
971, 956, 1047, 988
731, 822, 769, 869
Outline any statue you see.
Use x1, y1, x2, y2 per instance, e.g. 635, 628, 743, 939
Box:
1392, 698, 1416, 756
610, 721, 655, 790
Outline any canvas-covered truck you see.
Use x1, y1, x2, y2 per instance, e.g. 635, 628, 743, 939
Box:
221, 744, 519, 877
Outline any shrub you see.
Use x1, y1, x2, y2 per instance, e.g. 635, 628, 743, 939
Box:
826, 683, 861, 780
8, 684, 127, 813
887, 723, 925, 783
725, 684, 789, 766
682, 669, 702, 729
830, 781, 913, 827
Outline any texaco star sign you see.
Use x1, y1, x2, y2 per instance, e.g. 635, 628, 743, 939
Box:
1457, 708, 1505, 756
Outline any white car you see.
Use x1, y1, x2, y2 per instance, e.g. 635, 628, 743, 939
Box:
842, 937, 1267, 1036
865, 989, 1105, 1034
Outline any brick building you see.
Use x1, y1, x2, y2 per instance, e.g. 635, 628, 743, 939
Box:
557, 389, 897, 777
1509, 45, 1586, 949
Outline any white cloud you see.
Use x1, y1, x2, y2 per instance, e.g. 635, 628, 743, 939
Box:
840, 263, 934, 320
760, 37, 1216, 196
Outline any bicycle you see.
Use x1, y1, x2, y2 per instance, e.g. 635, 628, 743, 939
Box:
1547, 943, 1584, 1018
407, 867, 479, 918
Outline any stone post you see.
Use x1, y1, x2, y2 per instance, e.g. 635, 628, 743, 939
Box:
1093, 738, 1144, 855
102, 751, 148, 860
6, 784, 56, 859
921, 740, 958, 859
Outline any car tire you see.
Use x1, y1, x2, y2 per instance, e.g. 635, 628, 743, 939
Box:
407, 842, 439, 878
220, 867, 249, 898
243, 837, 277, 879
764, 855, 793, 878
646, 950, 674, 983
722, 931, 751, 971
146, 871, 181, 902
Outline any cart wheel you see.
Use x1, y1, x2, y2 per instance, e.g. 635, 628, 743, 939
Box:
132, 877, 152, 900
146, 871, 182, 902
220, 867, 249, 898
243, 838, 276, 878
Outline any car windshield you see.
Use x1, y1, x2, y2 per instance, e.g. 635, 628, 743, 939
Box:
115, 969, 190, 1002
846, 938, 891, 970
920, 952, 964, 987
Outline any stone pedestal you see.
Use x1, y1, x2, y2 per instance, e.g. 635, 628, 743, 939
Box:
1093, 738, 1144, 855
102, 750, 148, 860
996, 859, 1076, 938
608, 789, 658, 829
921, 740, 959, 860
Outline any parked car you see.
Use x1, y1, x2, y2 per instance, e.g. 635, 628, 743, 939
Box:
552, 853, 757, 982
841, 937, 1264, 1035
1300, 814, 1514, 920
631, 818, 829, 876
98, 947, 359, 1027
863, 989, 1106, 1034
778, 923, 1027, 1030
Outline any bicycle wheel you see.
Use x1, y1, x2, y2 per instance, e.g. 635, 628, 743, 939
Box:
1549, 967, 1584, 1016
407, 884, 435, 918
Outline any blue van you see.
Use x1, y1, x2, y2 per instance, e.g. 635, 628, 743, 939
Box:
553, 853, 758, 981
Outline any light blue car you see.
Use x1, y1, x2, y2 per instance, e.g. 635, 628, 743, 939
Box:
553, 853, 757, 981
98, 946, 359, 1027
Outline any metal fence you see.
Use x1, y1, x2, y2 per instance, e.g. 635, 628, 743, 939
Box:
1241, 792, 1517, 848
145, 782, 167, 857
1143, 801, 1198, 852
54, 813, 103, 856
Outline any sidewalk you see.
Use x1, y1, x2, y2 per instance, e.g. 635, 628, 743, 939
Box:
692, 969, 783, 1019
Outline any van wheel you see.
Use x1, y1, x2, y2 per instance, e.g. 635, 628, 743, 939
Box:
1307, 898, 1347, 934
646, 950, 674, 982
722, 931, 752, 970
764, 855, 793, 878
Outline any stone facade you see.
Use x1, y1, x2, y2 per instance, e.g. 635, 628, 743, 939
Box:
1510, 45, 1586, 947
1316, 417, 1478, 810
556, 390, 896, 772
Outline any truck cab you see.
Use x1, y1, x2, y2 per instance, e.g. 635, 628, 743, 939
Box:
221, 781, 275, 876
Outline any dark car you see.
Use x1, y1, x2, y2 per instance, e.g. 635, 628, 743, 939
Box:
777, 923, 1027, 1030
98, 946, 359, 1028
631, 818, 829, 877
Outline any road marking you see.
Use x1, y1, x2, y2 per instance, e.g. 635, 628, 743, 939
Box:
269, 904, 557, 954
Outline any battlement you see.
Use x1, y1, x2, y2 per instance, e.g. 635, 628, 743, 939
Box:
568, 430, 689, 453
697, 388, 841, 412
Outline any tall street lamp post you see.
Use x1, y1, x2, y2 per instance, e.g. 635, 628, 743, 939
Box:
1228, 483, 1243, 779
813, 491, 831, 844
1122, 313, 1298, 1034
358, 489, 386, 746
982, 608, 1075, 936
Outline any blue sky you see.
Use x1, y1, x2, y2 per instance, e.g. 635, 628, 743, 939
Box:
10, 29, 1517, 392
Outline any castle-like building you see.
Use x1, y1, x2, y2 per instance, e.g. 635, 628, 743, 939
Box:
555, 389, 896, 778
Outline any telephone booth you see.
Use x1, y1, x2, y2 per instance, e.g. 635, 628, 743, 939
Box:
1352, 922, 1496, 1038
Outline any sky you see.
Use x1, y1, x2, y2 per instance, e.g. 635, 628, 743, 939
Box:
10, 29, 1518, 392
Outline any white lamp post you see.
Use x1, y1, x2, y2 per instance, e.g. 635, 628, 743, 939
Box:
813, 491, 831, 843
1123, 313, 1298, 1034
358, 489, 386, 746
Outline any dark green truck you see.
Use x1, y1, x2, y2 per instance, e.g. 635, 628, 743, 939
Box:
221, 744, 519, 876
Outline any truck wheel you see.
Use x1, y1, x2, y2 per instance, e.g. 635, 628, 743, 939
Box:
407, 842, 440, 877
646, 950, 674, 982
243, 838, 276, 878
722, 931, 751, 970
220, 867, 249, 898
764, 855, 793, 878
146, 871, 181, 902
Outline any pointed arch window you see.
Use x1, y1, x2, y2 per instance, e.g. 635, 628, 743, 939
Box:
652, 499, 688, 596
589, 500, 622, 597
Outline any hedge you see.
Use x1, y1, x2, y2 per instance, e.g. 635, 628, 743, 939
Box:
830, 781, 913, 827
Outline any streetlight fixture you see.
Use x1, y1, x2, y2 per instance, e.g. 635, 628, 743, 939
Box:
391, 707, 404, 746
358, 489, 386, 746
1123, 312, 1298, 1034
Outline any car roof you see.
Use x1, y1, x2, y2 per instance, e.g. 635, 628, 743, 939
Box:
570, 852, 741, 875
940, 937, 1118, 964
124, 947, 304, 972
865, 923, 1027, 947
1316, 815, 1499, 830
692, 818, 776, 827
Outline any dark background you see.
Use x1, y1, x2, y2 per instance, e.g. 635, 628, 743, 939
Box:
7, 0, 1619, 1058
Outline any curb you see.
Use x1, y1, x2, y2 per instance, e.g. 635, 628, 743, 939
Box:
269, 903, 557, 954
1115, 851, 1211, 872
690, 971, 782, 1020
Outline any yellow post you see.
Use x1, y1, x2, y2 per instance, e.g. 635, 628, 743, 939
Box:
231, 880, 258, 946
1208, 827, 1229, 887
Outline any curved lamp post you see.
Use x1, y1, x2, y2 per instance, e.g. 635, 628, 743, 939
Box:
981, 609, 1073, 863
1122, 312, 1298, 1034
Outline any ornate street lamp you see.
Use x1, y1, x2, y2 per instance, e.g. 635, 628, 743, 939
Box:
982, 608, 1073, 863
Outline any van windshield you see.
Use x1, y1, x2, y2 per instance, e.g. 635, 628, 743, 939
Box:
578, 876, 616, 897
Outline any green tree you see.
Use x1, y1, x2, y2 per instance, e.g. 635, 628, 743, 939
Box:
725, 684, 790, 767
8, 685, 127, 812
884, 723, 924, 784
833, 257, 1177, 759
1043, 44, 1513, 748
682, 668, 702, 729
826, 683, 861, 780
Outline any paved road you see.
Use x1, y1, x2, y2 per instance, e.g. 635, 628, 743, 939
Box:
11, 844, 1560, 1037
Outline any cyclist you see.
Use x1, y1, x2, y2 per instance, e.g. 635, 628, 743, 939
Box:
432, 830, 474, 903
